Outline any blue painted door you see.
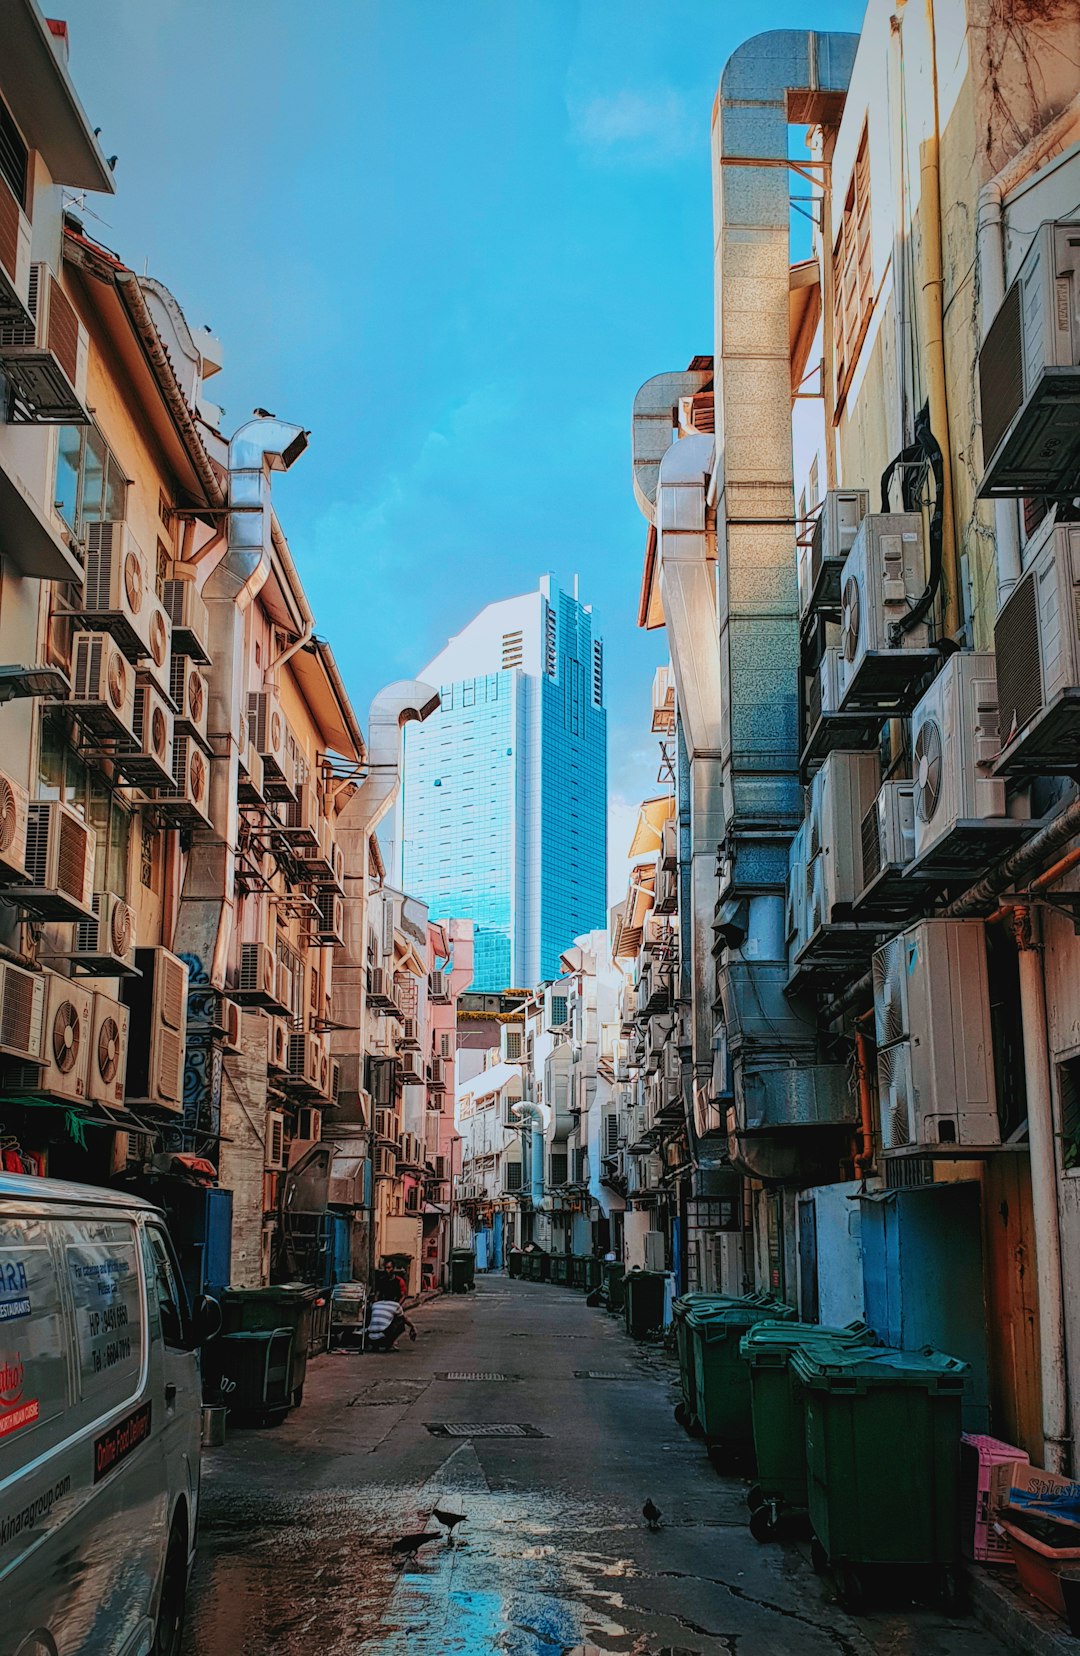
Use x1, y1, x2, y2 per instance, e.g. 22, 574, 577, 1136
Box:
492, 1211, 504, 1269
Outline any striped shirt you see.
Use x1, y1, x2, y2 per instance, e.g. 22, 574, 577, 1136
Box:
367, 1301, 401, 1336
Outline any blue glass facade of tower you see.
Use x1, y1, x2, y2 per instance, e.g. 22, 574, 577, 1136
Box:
399, 580, 606, 991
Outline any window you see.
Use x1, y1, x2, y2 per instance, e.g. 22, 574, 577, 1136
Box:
142, 1224, 191, 1349
53, 423, 127, 534
592, 640, 604, 706
504, 1160, 523, 1193
39, 717, 132, 895
0, 94, 28, 209
832, 125, 872, 413
549, 1152, 568, 1187
1059, 1057, 1080, 1173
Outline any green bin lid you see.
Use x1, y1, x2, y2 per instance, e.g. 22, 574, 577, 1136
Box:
790, 1344, 969, 1390
739, 1319, 876, 1363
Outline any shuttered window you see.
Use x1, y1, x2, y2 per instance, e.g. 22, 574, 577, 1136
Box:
832, 126, 872, 415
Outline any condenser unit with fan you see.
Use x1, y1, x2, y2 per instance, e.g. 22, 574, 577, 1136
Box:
77, 524, 154, 660
69, 631, 136, 740
221, 998, 243, 1054
238, 741, 264, 805
15, 801, 95, 920
169, 655, 210, 747
6, 972, 93, 1102
235, 940, 281, 1007
0, 771, 29, 886
314, 889, 345, 946
374, 1109, 397, 1143
121, 946, 189, 1112
0, 263, 89, 421
797, 488, 869, 619
86, 991, 130, 1107
247, 691, 296, 802
872, 919, 999, 1152
398, 1051, 424, 1082
267, 1014, 290, 1073
837, 514, 937, 713
295, 1106, 323, 1145
375, 1146, 396, 1178
298, 817, 335, 883
978, 219, 1080, 498
161, 578, 211, 664
801, 644, 881, 773
136, 596, 172, 699
0, 171, 32, 324
287, 1031, 331, 1099
908, 652, 1029, 880
398, 1016, 420, 1050
71, 890, 137, 975
993, 520, 1080, 772
795, 749, 879, 969
428, 968, 450, 1003
853, 780, 924, 922
277, 785, 319, 847
153, 734, 211, 827
0, 961, 45, 1062
265, 1111, 286, 1171
428, 1056, 448, 1090
120, 683, 174, 788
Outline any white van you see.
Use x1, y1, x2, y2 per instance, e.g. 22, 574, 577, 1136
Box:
0, 1173, 217, 1656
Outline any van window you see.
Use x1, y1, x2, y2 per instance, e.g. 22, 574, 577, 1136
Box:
142, 1225, 190, 1349
64, 1218, 144, 1419
0, 1217, 70, 1480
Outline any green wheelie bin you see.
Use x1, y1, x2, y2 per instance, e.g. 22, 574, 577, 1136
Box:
583, 1257, 603, 1294
672, 1293, 743, 1432
603, 1261, 625, 1313
740, 1320, 878, 1538
450, 1250, 475, 1293
688, 1298, 797, 1468
624, 1269, 667, 1340
792, 1344, 969, 1612
219, 1284, 317, 1407
204, 1327, 295, 1425
551, 1253, 570, 1287
569, 1255, 587, 1290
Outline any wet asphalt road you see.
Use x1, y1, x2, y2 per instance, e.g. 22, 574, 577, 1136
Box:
182, 1275, 1007, 1655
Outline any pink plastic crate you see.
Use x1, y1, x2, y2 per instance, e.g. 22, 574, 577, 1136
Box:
962, 1433, 1030, 1563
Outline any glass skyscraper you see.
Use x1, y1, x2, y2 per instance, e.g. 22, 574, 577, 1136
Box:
397, 576, 607, 991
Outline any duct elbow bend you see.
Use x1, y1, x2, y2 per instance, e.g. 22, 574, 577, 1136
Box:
228, 416, 309, 475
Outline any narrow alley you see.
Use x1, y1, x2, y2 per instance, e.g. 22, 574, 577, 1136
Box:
183, 1278, 1004, 1656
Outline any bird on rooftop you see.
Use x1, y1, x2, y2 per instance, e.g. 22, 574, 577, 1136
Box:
433, 1506, 467, 1544
642, 1499, 662, 1533
107, 156, 117, 171
390, 1529, 441, 1559
253, 407, 276, 419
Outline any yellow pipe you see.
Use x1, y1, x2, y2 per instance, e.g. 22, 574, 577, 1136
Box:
920, 0, 960, 639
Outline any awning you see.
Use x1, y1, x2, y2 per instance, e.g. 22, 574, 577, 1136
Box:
288, 640, 364, 762
0, 459, 85, 581
628, 796, 675, 859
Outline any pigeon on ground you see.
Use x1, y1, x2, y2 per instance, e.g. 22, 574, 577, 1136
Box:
390, 1529, 440, 1558
642, 1499, 662, 1532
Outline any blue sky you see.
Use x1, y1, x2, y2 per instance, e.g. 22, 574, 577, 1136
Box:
59, 0, 864, 898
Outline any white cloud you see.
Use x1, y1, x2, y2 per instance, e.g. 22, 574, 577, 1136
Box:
568, 85, 698, 166
606, 791, 641, 906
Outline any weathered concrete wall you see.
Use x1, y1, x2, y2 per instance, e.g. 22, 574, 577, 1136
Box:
219, 1011, 272, 1286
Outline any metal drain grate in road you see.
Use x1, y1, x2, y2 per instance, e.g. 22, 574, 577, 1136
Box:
574, 1370, 633, 1380
434, 1372, 515, 1381
425, 1422, 545, 1438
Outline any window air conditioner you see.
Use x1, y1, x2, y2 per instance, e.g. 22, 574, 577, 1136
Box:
121, 683, 174, 788
154, 734, 211, 827
500, 1026, 523, 1063
69, 631, 136, 740
295, 1106, 323, 1146
72, 891, 137, 974
169, 655, 209, 748
872, 919, 999, 1152
265, 1110, 286, 1171
314, 889, 345, 946
0, 961, 46, 1062
247, 691, 296, 802
837, 514, 936, 713
86, 990, 129, 1107
17, 801, 95, 920
0, 171, 32, 324
78, 524, 154, 661
121, 947, 189, 1112
797, 488, 869, 619
978, 219, 1080, 498
994, 521, 1080, 773
161, 578, 211, 664
908, 652, 1028, 879
0, 263, 89, 422
6, 972, 93, 1102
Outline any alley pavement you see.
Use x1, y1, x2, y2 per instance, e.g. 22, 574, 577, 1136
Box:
183, 1275, 1007, 1655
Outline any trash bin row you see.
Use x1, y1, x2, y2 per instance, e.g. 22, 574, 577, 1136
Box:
512, 1250, 628, 1313
672, 1293, 969, 1612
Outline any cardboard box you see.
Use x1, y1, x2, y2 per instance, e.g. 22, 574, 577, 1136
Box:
995, 1460, 1080, 1534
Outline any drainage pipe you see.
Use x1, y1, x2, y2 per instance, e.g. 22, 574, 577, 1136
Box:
1012, 906, 1070, 1473
853, 1016, 876, 1178
511, 1102, 547, 1208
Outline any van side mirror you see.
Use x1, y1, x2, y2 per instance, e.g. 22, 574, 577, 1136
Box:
193, 1294, 222, 1347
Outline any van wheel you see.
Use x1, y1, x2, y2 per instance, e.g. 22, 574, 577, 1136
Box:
153, 1519, 188, 1656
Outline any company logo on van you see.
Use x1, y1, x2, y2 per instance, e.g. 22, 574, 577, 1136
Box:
0, 1356, 23, 1406
0, 1353, 37, 1438
0, 1261, 30, 1324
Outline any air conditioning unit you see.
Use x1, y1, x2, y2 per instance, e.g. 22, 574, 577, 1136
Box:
69, 631, 136, 740
236, 941, 286, 1009
797, 488, 869, 618
298, 817, 335, 883
804, 749, 878, 924
154, 734, 211, 827
374, 1108, 397, 1143
72, 891, 137, 975
660, 816, 678, 872
86, 991, 129, 1107
428, 968, 450, 1003
993, 521, 1080, 772
121, 683, 174, 788
329, 839, 346, 894
837, 514, 936, 713
786, 820, 808, 955
854, 780, 923, 922
288, 1031, 330, 1098
169, 655, 209, 747
267, 1014, 290, 1073
0, 263, 89, 422
161, 578, 211, 664
644, 916, 669, 950
221, 998, 243, 1053
439, 1031, 454, 1060
121, 947, 188, 1112
278, 784, 319, 847
368, 966, 395, 1010
16, 801, 95, 920
275, 959, 298, 1021
0, 771, 29, 887
501, 1026, 524, 1064
238, 742, 264, 804
265, 1110, 286, 1171
78, 524, 154, 661
872, 920, 999, 1152
0, 962, 45, 1062
375, 1146, 396, 1178
0, 171, 32, 324
428, 1056, 447, 1089
6, 972, 93, 1102
978, 219, 1080, 498
247, 691, 296, 802
398, 1050, 424, 1082
398, 1015, 420, 1050
908, 653, 1028, 879
295, 1106, 323, 1144
313, 889, 345, 946
136, 595, 172, 699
